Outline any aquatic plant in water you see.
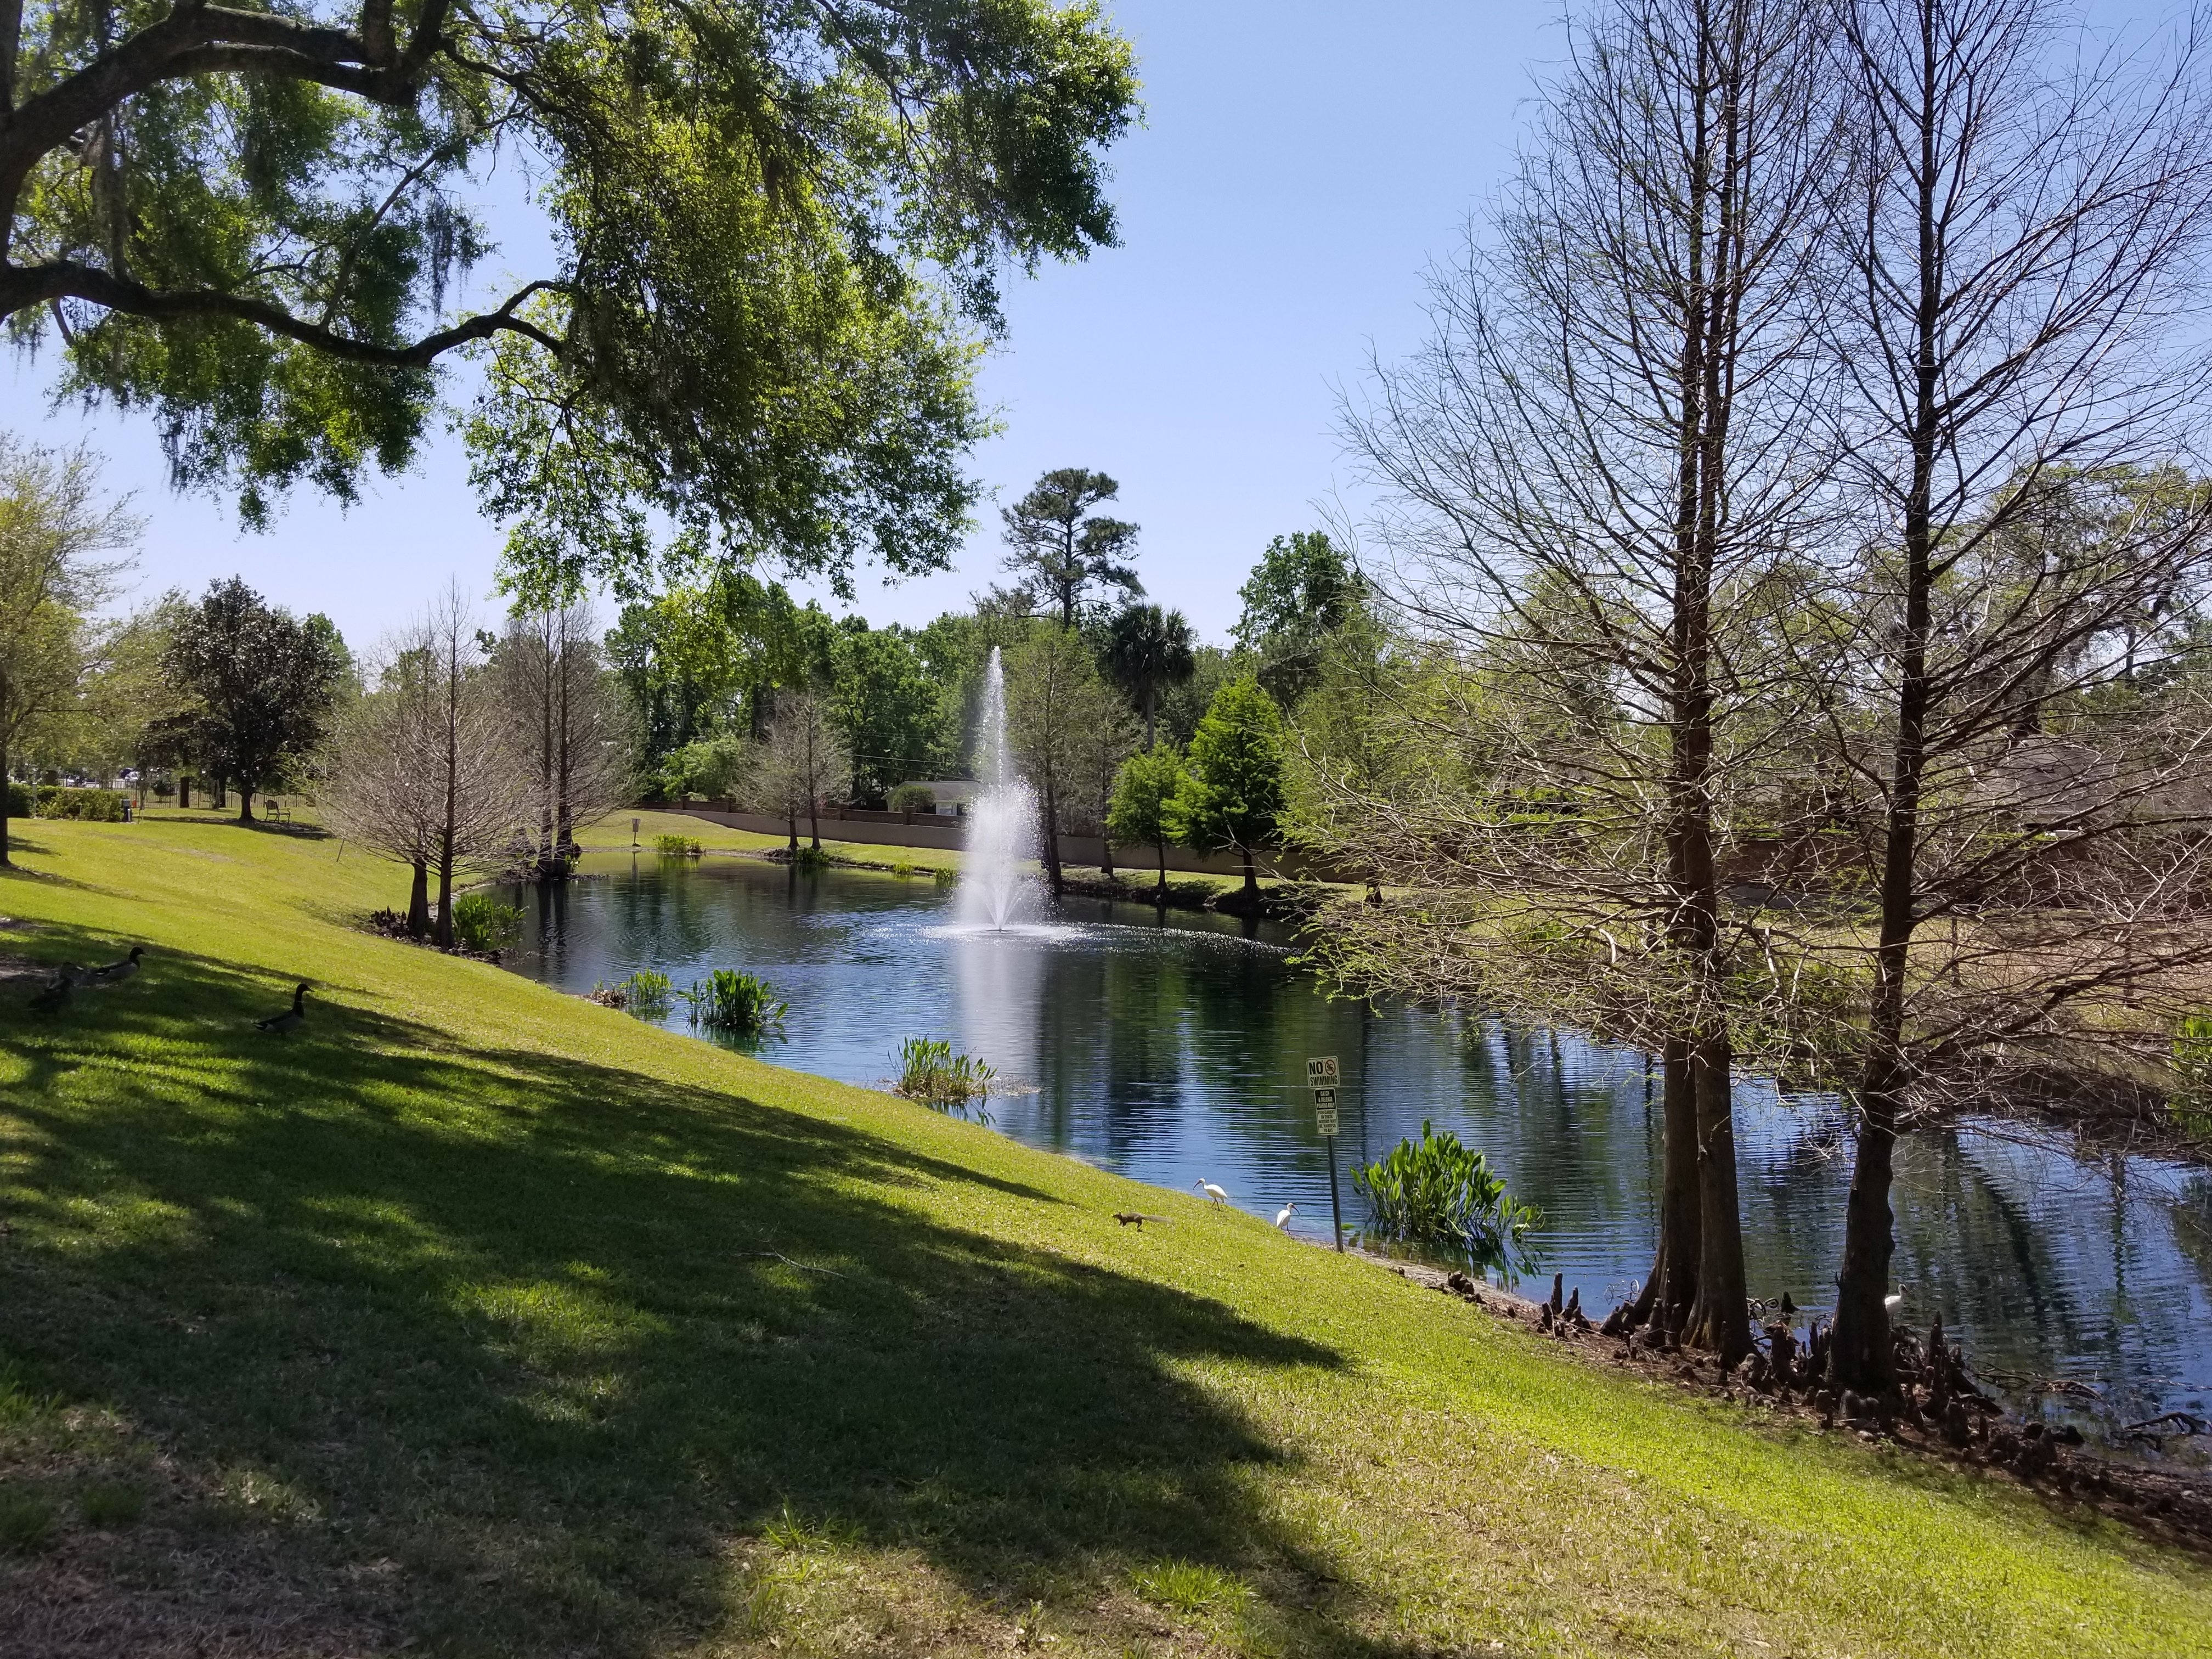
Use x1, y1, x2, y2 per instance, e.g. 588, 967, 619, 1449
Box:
895, 1037, 996, 1105
451, 894, 523, 953
654, 833, 703, 857
684, 969, 788, 1035
2172, 1013, 2212, 1137
586, 969, 674, 1018
1353, 1120, 1541, 1274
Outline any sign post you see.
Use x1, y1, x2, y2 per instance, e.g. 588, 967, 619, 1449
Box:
1307, 1056, 1345, 1251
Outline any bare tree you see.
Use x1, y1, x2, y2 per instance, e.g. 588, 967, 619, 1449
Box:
1813, 0, 2212, 1396
0, 438, 136, 864
753, 689, 849, 852
496, 599, 635, 879
1005, 625, 1115, 893
330, 589, 518, 944
1328, 0, 1840, 1363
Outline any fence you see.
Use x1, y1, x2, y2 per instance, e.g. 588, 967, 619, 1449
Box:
668, 805, 1358, 883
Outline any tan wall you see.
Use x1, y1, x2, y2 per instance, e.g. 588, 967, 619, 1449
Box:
671, 806, 1353, 882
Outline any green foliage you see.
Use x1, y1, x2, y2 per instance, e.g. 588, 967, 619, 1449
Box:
889, 783, 938, 814
1108, 742, 1186, 851
1354, 1120, 1541, 1274
31, 786, 126, 821
18, 2, 1137, 570
450, 895, 523, 955
791, 845, 832, 870
932, 866, 958, 889
1234, 532, 1362, 706
684, 970, 788, 1036
157, 579, 345, 812
590, 969, 675, 1020
654, 833, 703, 858
659, 735, 753, 802
1164, 677, 1286, 865
4, 781, 27, 817
1100, 603, 1197, 743
995, 469, 1143, 627
895, 1037, 997, 1105
832, 622, 958, 803
2171, 1014, 2212, 1137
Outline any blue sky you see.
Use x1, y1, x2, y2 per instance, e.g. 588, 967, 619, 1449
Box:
4, 4, 1553, 647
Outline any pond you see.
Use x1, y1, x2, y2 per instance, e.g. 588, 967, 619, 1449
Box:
494, 851, 2212, 1455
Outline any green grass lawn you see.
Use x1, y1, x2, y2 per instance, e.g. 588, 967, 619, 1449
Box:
1, 815, 2207, 1656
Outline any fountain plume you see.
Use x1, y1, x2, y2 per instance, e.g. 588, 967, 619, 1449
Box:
955, 646, 1040, 930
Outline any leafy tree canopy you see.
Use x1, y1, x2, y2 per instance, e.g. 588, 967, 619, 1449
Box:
5, 0, 1139, 591
1164, 673, 1284, 859
1232, 531, 1362, 706
994, 466, 1141, 626
159, 576, 346, 818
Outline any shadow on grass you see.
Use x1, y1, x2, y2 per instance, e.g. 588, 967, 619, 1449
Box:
0, 926, 1359, 1652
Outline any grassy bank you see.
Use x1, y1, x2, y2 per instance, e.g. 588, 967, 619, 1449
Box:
1, 815, 2207, 1656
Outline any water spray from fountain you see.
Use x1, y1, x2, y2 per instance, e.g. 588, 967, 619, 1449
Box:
955, 647, 1040, 930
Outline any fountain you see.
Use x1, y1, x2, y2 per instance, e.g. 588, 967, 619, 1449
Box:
954, 647, 1040, 931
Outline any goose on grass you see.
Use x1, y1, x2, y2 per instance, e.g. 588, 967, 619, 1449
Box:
90, 945, 143, 983
256, 983, 309, 1034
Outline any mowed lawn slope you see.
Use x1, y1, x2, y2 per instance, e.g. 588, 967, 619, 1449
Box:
0, 817, 2207, 1658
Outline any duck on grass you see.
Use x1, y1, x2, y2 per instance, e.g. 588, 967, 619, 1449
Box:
1355, 1120, 1541, 1277
683, 969, 788, 1037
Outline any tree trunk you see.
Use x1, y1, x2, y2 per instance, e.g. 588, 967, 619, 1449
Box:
1682, 1029, 1750, 1365
434, 831, 456, 948
1155, 837, 1167, 900
809, 797, 821, 850
1242, 847, 1258, 905
236, 775, 256, 823
1040, 775, 1063, 894
787, 809, 799, 854
1101, 831, 1114, 880
407, 859, 431, 937
1628, 1038, 1701, 1339
0, 708, 12, 867
1142, 686, 1156, 749
1832, 54, 1942, 1395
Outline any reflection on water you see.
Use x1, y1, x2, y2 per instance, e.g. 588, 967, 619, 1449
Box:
495, 853, 2212, 1452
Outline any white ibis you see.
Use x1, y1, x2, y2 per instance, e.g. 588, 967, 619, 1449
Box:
1194, 1179, 1229, 1206
1273, 1203, 1298, 1230
256, 983, 309, 1034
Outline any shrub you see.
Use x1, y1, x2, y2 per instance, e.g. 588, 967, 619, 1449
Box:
33, 786, 127, 821
654, 832, 704, 858
684, 969, 787, 1035
1353, 1120, 1541, 1273
895, 1037, 996, 1104
792, 845, 831, 869
4, 781, 29, 816
2171, 1013, 2212, 1137
451, 894, 523, 953
888, 783, 936, 814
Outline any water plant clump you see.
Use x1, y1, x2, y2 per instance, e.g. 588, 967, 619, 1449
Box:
2171, 1013, 2212, 1138
685, 969, 788, 1036
590, 969, 674, 1019
895, 1037, 996, 1105
1354, 1120, 1541, 1274
451, 894, 523, 954
791, 845, 832, 870
654, 833, 704, 858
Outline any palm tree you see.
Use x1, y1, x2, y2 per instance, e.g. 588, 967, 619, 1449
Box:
1100, 603, 1195, 748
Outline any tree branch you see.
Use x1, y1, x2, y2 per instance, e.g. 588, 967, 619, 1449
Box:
4, 262, 566, 366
